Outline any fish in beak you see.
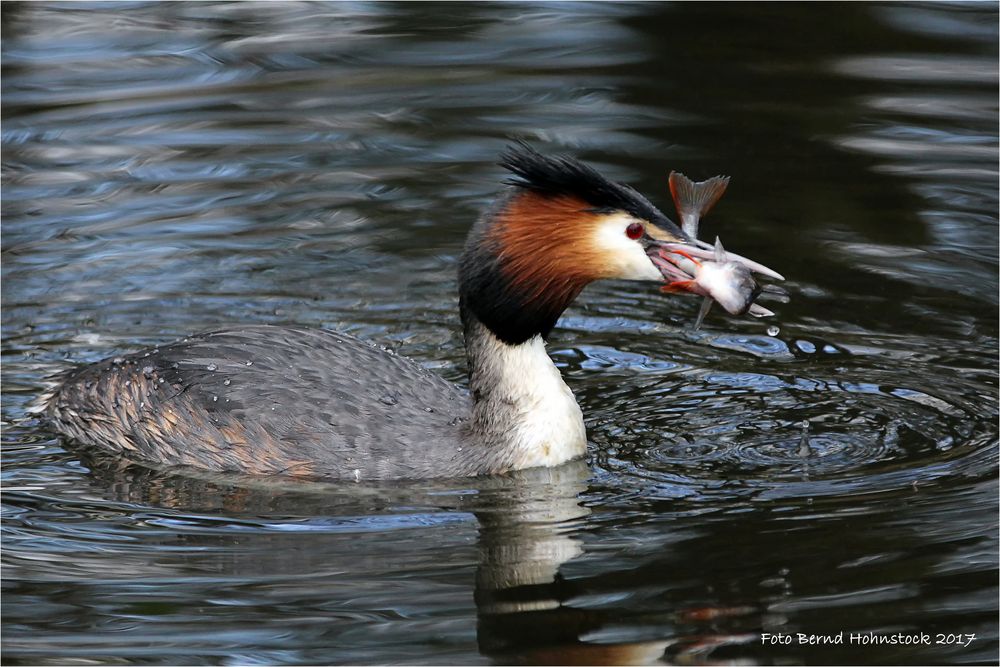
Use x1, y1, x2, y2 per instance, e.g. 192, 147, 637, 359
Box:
647, 172, 784, 328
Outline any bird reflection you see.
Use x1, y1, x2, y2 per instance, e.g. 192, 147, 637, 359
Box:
80, 453, 672, 665
470, 464, 670, 665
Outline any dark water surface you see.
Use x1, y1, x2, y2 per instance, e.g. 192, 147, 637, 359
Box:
2, 2, 997, 665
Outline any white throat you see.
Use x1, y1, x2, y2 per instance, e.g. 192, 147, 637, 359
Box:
465, 320, 586, 471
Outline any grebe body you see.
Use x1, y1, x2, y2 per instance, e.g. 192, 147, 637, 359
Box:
41, 145, 779, 480
46, 320, 585, 480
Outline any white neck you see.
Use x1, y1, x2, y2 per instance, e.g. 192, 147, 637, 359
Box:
464, 318, 586, 471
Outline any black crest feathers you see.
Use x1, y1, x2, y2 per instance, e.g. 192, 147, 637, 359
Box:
498, 141, 674, 227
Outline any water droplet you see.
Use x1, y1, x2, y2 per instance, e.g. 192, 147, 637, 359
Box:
212, 395, 218, 402
795, 339, 816, 354
158, 378, 165, 384
171, 362, 179, 369
112, 357, 124, 365
424, 407, 434, 413
124, 380, 131, 387
797, 431, 813, 458
379, 392, 399, 406
457, 447, 463, 452
139, 402, 144, 409
766, 325, 780, 337
206, 363, 218, 371
245, 360, 253, 366
223, 379, 231, 386
142, 365, 155, 377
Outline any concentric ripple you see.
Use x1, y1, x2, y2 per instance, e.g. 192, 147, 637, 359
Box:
580, 326, 998, 503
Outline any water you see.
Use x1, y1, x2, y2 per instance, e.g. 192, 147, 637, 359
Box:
2, 2, 997, 664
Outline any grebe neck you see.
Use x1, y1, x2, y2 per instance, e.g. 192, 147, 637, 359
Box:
461, 308, 586, 470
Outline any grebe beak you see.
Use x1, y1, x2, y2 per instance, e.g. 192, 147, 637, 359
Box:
645, 236, 783, 318
647, 237, 784, 282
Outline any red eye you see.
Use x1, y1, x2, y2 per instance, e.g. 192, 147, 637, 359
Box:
625, 222, 644, 240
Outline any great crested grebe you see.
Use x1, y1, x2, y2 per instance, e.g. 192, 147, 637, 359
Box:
40, 144, 781, 481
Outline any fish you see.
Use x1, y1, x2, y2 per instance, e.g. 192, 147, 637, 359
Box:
663, 171, 778, 328
658, 237, 765, 328
669, 171, 729, 240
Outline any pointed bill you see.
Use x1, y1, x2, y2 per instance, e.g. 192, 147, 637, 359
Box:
675, 240, 785, 281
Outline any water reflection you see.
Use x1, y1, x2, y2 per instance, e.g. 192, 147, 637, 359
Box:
31, 451, 988, 666
8, 456, 678, 664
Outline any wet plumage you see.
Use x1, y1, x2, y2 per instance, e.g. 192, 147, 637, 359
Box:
46, 327, 478, 479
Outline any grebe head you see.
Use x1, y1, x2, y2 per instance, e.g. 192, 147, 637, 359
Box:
459, 143, 775, 345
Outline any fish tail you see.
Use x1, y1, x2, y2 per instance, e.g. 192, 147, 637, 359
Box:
668, 172, 730, 238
